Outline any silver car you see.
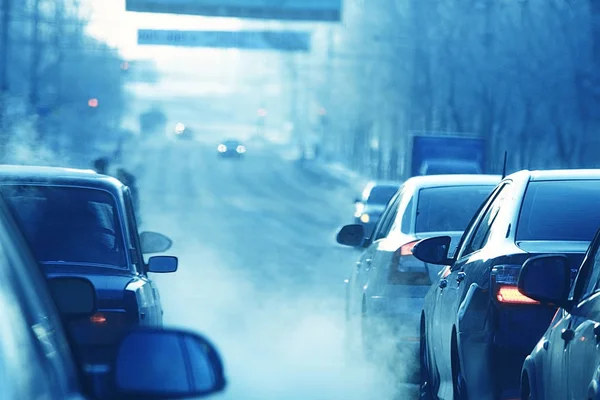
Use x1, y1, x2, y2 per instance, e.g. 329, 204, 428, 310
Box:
337, 174, 500, 370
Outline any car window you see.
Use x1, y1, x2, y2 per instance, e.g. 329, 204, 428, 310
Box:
400, 197, 414, 234
372, 194, 400, 240
460, 183, 512, 257
123, 188, 144, 271
577, 238, 600, 300
414, 185, 495, 233
516, 180, 600, 241
2, 185, 127, 268
367, 185, 399, 205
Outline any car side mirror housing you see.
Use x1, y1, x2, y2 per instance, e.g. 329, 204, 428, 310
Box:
412, 236, 453, 265
113, 328, 226, 399
337, 224, 365, 247
518, 254, 571, 308
47, 277, 97, 319
147, 256, 178, 273
140, 231, 173, 254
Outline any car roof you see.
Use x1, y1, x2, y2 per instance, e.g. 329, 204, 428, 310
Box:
516, 169, 600, 181
0, 165, 124, 192
403, 174, 501, 190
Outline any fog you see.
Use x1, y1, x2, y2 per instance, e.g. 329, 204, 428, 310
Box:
113, 136, 417, 399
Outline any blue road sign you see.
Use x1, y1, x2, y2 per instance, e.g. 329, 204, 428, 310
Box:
137, 30, 312, 52
126, 0, 342, 22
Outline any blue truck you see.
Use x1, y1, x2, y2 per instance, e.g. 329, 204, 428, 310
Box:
407, 131, 486, 178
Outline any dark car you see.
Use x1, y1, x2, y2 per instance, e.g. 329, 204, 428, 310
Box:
353, 181, 401, 237
518, 227, 600, 400
415, 169, 600, 400
337, 175, 499, 370
217, 139, 246, 158
0, 184, 226, 400
0, 165, 177, 364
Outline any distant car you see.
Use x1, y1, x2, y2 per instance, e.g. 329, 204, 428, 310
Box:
217, 139, 246, 158
0, 165, 177, 365
0, 185, 226, 400
416, 169, 600, 400
337, 174, 499, 371
354, 181, 401, 237
519, 227, 600, 400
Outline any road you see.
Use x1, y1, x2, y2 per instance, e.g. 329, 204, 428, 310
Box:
124, 137, 418, 400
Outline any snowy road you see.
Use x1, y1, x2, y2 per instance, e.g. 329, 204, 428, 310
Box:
124, 138, 418, 400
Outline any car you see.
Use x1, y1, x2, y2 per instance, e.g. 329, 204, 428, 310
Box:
336, 174, 499, 369
0, 165, 177, 365
217, 139, 246, 158
415, 169, 600, 400
0, 186, 226, 400
353, 181, 401, 238
518, 227, 600, 400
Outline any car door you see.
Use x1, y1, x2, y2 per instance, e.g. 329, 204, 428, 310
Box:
430, 182, 512, 395
563, 241, 600, 400
0, 204, 85, 399
123, 189, 162, 325
348, 192, 401, 318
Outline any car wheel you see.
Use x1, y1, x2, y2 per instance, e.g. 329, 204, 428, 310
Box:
451, 336, 468, 400
361, 300, 374, 360
521, 372, 532, 400
420, 320, 435, 400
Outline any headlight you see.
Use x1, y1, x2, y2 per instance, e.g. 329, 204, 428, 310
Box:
217, 144, 227, 152
360, 214, 370, 223
236, 145, 246, 153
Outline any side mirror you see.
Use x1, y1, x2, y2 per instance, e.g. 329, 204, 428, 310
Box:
337, 224, 365, 247
148, 256, 178, 273
140, 231, 173, 254
47, 277, 96, 319
518, 254, 571, 308
113, 328, 226, 399
412, 236, 453, 265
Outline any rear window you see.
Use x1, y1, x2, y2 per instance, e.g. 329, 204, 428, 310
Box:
1, 185, 127, 268
415, 185, 494, 233
367, 186, 399, 205
516, 180, 600, 241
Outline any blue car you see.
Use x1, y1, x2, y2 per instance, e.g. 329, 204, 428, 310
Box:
415, 169, 600, 400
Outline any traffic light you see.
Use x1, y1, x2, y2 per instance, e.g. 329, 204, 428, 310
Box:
88, 98, 99, 108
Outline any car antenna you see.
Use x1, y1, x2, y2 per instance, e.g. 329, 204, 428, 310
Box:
501, 151, 508, 179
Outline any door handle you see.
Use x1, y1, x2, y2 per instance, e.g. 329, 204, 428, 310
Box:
439, 279, 448, 289
457, 272, 466, 283
364, 258, 373, 268
561, 328, 574, 342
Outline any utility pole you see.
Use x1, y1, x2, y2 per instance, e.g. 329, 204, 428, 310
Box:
0, 0, 11, 133
29, 0, 41, 131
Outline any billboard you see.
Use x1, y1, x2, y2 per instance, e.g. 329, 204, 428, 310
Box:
137, 29, 311, 51
126, 0, 342, 21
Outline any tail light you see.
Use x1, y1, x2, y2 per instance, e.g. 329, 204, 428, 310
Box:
89, 310, 129, 327
388, 240, 430, 285
491, 265, 539, 305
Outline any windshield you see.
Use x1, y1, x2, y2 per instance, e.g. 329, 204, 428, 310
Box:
416, 185, 495, 233
367, 185, 399, 205
517, 180, 600, 241
1, 185, 127, 268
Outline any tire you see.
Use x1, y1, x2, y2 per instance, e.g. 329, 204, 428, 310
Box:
420, 321, 435, 400
521, 373, 532, 400
452, 336, 468, 400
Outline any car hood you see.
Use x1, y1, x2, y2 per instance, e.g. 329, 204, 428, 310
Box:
44, 263, 134, 308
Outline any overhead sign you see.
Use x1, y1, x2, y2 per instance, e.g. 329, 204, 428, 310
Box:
126, 0, 342, 22
137, 29, 312, 52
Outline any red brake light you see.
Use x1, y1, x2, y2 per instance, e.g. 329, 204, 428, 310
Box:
496, 285, 539, 305
400, 240, 419, 256
90, 313, 107, 324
